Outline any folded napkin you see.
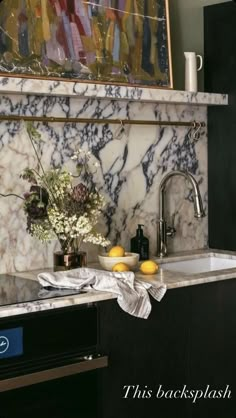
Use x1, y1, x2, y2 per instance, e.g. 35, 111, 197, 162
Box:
37, 268, 167, 319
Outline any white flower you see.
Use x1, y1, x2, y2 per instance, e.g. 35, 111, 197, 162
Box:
83, 232, 110, 247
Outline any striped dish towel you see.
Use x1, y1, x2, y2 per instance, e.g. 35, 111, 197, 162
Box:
38, 268, 167, 319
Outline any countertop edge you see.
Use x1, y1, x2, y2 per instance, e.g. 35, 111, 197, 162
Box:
0, 291, 116, 319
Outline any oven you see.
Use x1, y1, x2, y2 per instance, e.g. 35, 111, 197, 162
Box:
0, 304, 107, 418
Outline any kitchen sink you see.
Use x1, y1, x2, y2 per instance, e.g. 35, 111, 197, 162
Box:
160, 255, 236, 274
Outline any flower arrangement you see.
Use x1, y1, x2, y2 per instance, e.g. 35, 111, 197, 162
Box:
1, 123, 110, 254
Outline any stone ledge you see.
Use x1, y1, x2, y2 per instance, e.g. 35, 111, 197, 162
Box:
0, 76, 228, 106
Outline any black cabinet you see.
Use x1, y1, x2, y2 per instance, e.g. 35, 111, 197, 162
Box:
185, 280, 236, 418
99, 289, 191, 418
0, 372, 99, 418
98, 280, 236, 418
204, 2, 236, 250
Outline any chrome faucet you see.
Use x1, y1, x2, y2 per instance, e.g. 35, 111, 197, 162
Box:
157, 170, 205, 257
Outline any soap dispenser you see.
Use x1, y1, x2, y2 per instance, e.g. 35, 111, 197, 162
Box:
130, 224, 149, 260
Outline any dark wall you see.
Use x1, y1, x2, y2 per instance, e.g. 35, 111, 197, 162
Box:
204, 2, 236, 250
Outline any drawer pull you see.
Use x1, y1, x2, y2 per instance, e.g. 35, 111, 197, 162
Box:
0, 354, 108, 392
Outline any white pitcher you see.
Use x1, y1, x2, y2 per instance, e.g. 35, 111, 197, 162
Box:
184, 52, 203, 92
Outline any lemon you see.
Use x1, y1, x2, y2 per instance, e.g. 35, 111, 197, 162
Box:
140, 260, 159, 275
112, 262, 130, 272
108, 245, 125, 257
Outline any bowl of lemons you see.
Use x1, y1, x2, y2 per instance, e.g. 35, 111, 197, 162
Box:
98, 245, 139, 272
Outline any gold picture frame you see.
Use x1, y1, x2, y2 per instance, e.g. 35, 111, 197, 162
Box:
0, 0, 173, 89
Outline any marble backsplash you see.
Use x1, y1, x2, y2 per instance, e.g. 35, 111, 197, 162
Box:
0, 92, 208, 273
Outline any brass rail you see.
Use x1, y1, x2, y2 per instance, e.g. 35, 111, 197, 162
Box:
0, 114, 205, 127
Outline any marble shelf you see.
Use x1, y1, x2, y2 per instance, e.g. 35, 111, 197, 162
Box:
0, 76, 228, 106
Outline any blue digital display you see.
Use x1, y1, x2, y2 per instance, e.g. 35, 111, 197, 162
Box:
0, 327, 23, 359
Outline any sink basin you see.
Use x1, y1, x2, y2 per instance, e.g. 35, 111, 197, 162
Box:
161, 255, 236, 274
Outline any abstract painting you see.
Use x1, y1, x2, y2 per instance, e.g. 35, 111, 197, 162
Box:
0, 0, 173, 88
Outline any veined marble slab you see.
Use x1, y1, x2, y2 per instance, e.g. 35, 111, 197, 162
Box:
0, 76, 228, 105
0, 92, 208, 273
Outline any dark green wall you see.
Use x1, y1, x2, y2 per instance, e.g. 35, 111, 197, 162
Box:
169, 0, 230, 91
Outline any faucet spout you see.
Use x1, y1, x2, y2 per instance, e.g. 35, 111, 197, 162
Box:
158, 170, 205, 257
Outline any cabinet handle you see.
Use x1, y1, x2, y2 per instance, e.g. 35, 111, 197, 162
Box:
0, 354, 108, 392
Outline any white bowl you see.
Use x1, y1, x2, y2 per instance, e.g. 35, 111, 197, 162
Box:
98, 252, 140, 271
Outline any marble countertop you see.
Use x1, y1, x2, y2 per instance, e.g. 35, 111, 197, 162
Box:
141, 248, 236, 289
1, 248, 236, 319
0, 76, 228, 106
0, 272, 116, 319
